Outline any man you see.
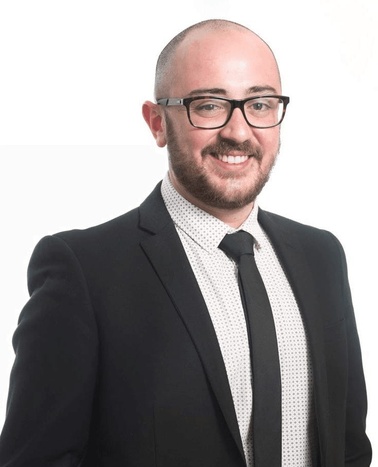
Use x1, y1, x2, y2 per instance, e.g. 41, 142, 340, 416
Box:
0, 19, 371, 467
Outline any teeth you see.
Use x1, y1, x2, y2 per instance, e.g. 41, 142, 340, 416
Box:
218, 155, 249, 164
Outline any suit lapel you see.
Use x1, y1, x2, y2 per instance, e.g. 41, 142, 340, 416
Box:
138, 185, 245, 461
258, 209, 329, 460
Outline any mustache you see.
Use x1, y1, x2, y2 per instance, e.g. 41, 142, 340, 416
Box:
201, 138, 262, 160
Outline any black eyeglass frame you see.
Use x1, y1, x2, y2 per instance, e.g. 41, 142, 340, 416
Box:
156, 95, 290, 129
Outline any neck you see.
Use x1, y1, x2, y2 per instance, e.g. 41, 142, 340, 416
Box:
204, 204, 254, 228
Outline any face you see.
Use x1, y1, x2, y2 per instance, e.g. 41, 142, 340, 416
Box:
145, 28, 282, 213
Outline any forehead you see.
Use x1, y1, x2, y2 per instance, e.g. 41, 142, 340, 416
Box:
168, 28, 281, 97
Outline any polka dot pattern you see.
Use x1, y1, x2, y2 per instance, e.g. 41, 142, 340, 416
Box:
161, 175, 315, 466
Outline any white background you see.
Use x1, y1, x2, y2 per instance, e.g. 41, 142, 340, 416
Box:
1, 0, 377, 457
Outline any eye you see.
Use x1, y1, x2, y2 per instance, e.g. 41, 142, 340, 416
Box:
197, 103, 221, 112
252, 102, 268, 111
245, 97, 279, 116
191, 99, 228, 116
248, 100, 271, 112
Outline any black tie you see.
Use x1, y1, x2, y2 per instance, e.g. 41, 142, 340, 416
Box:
219, 230, 281, 466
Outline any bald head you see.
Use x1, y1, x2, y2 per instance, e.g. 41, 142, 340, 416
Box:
154, 19, 281, 99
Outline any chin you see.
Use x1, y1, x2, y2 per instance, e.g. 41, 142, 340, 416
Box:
195, 184, 262, 210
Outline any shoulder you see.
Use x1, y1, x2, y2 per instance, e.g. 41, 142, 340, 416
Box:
26, 208, 141, 282
29, 182, 170, 272
51, 182, 166, 254
258, 208, 345, 259
55, 207, 141, 249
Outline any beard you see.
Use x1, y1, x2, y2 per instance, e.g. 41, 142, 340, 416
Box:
165, 115, 279, 210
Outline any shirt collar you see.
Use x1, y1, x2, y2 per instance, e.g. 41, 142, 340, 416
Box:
161, 173, 264, 253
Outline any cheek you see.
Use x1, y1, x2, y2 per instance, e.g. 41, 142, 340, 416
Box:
254, 128, 280, 152
183, 130, 219, 157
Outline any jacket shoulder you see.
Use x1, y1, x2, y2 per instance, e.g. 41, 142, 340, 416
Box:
258, 208, 345, 257
55, 207, 140, 246
53, 181, 167, 250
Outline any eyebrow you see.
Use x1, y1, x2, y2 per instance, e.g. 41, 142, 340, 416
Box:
186, 85, 279, 97
248, 85, 278, 94
187, 88, 227, 96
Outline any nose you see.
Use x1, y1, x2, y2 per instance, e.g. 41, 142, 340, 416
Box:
218, 107, 253, 142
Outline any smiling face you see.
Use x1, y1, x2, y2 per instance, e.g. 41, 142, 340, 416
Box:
143, 25, 283, 222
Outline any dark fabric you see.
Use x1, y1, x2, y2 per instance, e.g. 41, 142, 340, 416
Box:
0, 183, 372, 467
219, 230, 281, 466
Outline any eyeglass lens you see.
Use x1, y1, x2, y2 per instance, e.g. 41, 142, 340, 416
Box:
188, 97, 284, 129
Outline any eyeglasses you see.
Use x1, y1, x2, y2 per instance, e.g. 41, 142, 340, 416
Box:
157, 95, 290, 129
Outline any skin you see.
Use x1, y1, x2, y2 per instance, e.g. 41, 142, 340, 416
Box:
143, 26, 282, 228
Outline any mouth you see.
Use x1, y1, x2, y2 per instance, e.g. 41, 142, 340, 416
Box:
216, 154, 250, 164
203, 140, 260, 166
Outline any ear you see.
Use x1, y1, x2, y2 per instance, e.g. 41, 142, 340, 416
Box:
142, 100, 167, 148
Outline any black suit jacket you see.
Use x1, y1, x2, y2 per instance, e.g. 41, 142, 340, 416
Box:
0, 183, 372, 467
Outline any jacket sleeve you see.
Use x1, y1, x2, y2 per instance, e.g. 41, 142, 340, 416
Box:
0, 235, 99, 467
335, 238, 372, 467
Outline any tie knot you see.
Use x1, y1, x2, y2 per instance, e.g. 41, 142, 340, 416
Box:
219, 230, 255, 263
